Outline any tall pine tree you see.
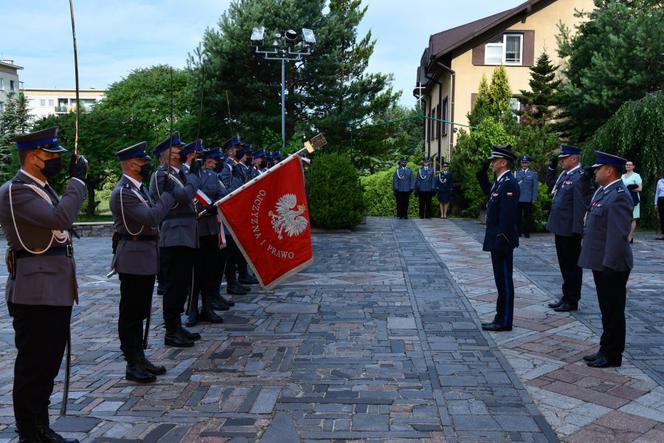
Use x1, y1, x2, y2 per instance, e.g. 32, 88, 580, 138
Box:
0, 92, 31, 182
519, 52, 560, 126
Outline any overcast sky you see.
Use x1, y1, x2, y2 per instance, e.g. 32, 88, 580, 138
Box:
1, 0, 521, 107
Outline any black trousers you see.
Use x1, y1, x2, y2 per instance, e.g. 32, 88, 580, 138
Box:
593, 270, 630, 360
418, 191, 433, 219
517, 202, 534, 235
395, 192, 410, 219
658, 197, 664, 233
224, 235, 242, 283
159, 246, 195, 324
554, 234, 583, 304
192, 235, 221, 307
491, 250, 515, 327
119, 273, 155, 361
9, 303, 71, 431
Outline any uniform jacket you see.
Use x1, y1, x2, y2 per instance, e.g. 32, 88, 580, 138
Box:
414, 167, 435, 192
578, 180, 634, 272
148, 165, 201, 248
435, 172, 453, 194
110, 175, 175, 275
482, 171, 520, 253
219, 157, 243, 192
197, 167, 228, 237
0, 171, 86, 306
236, 162, 250, 184
515, 168, 538, 203
546, 166, 594, 237
393, 167, 414, 192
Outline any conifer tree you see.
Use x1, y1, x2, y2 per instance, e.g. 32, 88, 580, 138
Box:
0, 92, 31, 182
519, 52, 560, 126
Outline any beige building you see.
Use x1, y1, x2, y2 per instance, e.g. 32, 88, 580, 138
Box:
0, 60, 23, 113
415, 0, 594, 163
24, 88, 106, 121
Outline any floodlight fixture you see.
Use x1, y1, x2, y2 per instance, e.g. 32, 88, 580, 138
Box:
250, 26, 265, 44
302, 28, 316, 45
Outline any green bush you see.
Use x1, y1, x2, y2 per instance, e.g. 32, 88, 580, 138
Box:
361, 160, 440, 219
589, 90, 664, 228
307, 153, 365, 229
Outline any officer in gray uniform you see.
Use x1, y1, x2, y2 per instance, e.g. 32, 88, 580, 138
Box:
0, 127, 87, 443
235, 144, 252, 183
149, 132, 202, 348
393, 157, 414, 219
578, 151, 633, 368
546, 144, 594, 312
414, 157, 435, 219
219, 137, 244, 192
249, 149, 266, 180
515, 155, 538, 238
109, 142, 175, 384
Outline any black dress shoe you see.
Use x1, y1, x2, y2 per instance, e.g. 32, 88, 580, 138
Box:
199, 307, 224, 324
126, 362, 156, 383
141, 358, 166, 375
211, 299, 230, 311
179, 326, 201, 341
554, 302, 578, 312
185, 311, 199, 327
36, 425, 79, 443
583, 352, 601, 362
481, 322, 512, 332
218, 294, 235, 307
587, 354, 622, 368
227, 284, 249, 295
548, 299, 564, 309
164, 331, 194, 348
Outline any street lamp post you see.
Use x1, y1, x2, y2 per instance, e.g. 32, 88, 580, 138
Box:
251, 27, 315, 150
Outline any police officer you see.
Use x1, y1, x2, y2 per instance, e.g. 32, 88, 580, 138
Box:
149, 132, 202, 348
110, 142, 174, 383
393, 157, 414, 219
578, 151, 633, 368
515, 155, 538, 238
235, 144, 252, 184
249, 150, 267, 179
0, 127, 88, 443
414, 157, 435, 219
478, 146, 520, 332
219, 137, 243, 192
187, 145, 228, 327
546, 145, 595, 312
435, 162, 453, 219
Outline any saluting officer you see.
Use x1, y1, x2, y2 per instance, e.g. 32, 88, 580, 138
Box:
393, 157, 414, 219
546, 145, 595, 312
478, 146, 520, 332
0, 127, 88, 443
578, 152, 633, 368
515, 155, 538, 238
109, 142, 174, 383
149, 132, 202, 348
414, 156, 435, 219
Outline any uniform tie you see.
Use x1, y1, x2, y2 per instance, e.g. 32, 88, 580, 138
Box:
43, 183, 60, 205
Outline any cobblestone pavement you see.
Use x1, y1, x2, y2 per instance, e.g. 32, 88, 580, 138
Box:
0, 217, 562, 443
418, 218, 664, 442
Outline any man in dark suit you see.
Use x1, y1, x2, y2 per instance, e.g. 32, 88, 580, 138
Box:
578, 151, 633, 368
546, 145, 595, 312
477, 145, 520, 332
0, 127, 87, 443
110, 142, 175, 383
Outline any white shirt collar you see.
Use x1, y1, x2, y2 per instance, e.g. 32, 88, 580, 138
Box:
123, 174, 142, 189
20, 169, 46, 187
566, 164, 581, 174
496, 170, 510, 182
603, 178, 623, 190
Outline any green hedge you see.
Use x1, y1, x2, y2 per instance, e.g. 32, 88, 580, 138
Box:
306, 153, 365, 229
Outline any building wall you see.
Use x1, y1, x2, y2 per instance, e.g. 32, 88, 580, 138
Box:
0, 64, 21, 113
24, 88, 106, 120
450, 0, 594, 131
424, 73, 453, 165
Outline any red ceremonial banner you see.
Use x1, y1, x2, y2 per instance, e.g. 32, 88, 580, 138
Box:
217, 154, 313, 289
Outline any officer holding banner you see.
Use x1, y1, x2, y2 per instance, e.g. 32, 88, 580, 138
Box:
0, 127, 87, 443
110, 142, 173, 383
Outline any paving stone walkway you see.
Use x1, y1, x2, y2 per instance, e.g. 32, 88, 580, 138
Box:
0, 217, 558, 443
417, 218, 664, 442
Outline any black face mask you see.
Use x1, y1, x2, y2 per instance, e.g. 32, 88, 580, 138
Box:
37, 155, 63, 179
214, 162, 224, 173
139, 163, 152, 181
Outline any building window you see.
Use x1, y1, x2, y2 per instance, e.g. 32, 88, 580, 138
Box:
510, 97, 522, 122
40, 99, 46, 107
441, 97, 449, 136
9, 80, 15, 91
48, 99, 54, 107
484, 33, 523, 65
0, 102, 4, 112
432, 106, 437, 140
0, 78, 4, 90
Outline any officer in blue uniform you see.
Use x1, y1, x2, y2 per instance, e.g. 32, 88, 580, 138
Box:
219, 137, 243, 192
546, 144, 595, 312
578, 151, 633, 368
235, 144, 252, 184
393, 157, 414, 219
435, 162, 453, 219
250, 150, 267, 180
478, 146, 520, 331
414, 157, 435, 219
515, 155, 538, 238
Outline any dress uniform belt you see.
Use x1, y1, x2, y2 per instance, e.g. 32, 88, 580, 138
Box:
14, 244, 73, 259
164, 213, 195, 220
119, 234, 159, 241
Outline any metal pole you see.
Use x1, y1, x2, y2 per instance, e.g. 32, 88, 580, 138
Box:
281, 58, 286, 151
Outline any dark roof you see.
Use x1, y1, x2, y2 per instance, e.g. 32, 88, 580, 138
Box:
416, 0, 549, 90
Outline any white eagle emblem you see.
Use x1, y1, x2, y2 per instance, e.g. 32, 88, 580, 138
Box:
268, 194, 308, 240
